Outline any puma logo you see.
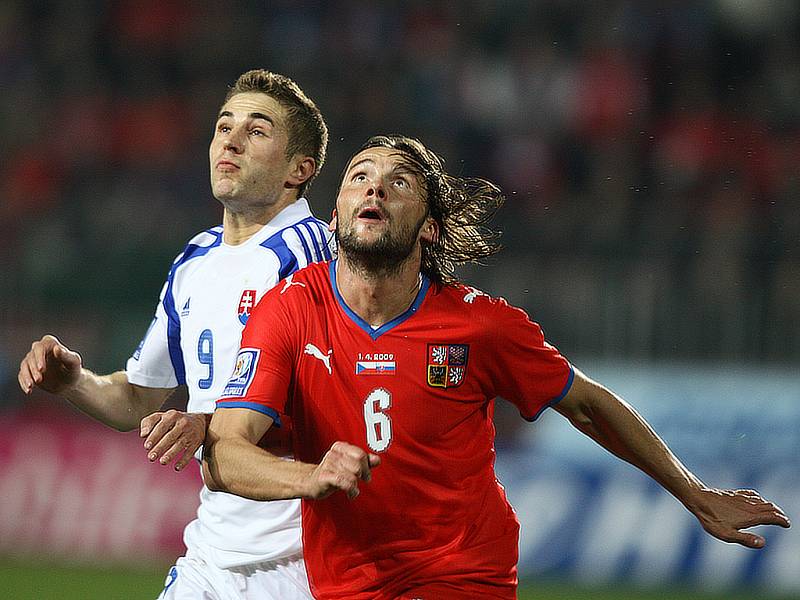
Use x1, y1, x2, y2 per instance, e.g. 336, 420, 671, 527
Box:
281, 274, 307, 294
304, 343, 333, 375
463, 287, 488, 304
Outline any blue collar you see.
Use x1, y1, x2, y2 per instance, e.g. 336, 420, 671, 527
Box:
329, 259, 430, 341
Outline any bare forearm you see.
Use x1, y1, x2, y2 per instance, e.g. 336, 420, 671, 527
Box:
63, 370, 166, 431
556, 370, 791, 548
203, 437, 316, 501
557, 374, 706, 510
576, 392, 703, 504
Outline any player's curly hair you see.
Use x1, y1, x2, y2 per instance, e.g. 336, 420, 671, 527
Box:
357, 135, 504, 285
225, 70, 328, 196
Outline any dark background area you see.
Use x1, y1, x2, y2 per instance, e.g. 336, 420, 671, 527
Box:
1, 0, 798, 396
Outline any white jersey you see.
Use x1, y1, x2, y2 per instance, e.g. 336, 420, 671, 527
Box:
126, 198, 333, 568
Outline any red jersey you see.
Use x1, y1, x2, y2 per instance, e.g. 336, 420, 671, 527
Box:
217, 261, 573, 599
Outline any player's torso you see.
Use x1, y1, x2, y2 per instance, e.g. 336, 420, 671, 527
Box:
172, 210, 332, 566
173, 248, 280, 412
284, 263, 519, 597
290, 265, 503, 514
296, 272, 489, 454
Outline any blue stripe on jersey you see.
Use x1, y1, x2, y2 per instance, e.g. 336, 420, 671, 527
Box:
216, 401, 283, 427
291, 225, 314, 265
524, 364, 575, 422
300, 221, 324, 261
303, 219, 333, 261
329, 259, 430, 341
164, 229, 223, 385
260, 216, 330, 278
260, 229, 299, 280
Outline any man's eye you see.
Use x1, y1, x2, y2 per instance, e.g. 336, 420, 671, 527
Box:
394, 179, 408, 188
250, 129, 265, 136
352, 174, 367, 182
218, 125, 230, 133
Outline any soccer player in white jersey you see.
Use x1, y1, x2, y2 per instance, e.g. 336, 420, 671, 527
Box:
17, 70, 330, 599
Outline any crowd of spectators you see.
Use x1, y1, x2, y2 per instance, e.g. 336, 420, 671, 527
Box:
2, 1, 799, 402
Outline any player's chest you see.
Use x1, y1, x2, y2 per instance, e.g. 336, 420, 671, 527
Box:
173, 258, 277, 397
174, 258, 277, 339
296, 325, 487, 448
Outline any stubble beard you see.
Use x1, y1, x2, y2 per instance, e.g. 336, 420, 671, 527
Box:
336, 213, 426, 279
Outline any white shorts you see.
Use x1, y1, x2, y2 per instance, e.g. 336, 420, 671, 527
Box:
156, 550, 312, 600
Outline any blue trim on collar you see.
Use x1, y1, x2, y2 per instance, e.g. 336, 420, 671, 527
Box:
329, 259, 430, 341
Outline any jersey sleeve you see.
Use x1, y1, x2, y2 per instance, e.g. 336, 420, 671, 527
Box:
125, 280, 179, 388
215, 288, 297, 427
487, 298, 574, 421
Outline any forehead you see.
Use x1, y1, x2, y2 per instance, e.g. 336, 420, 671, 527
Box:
346, 147, 418, 171
218, 92, 287, 123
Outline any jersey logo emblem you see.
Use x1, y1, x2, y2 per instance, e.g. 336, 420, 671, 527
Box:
463, 287, 488, 304
304, 343, 333, 375
221, 348, 260, 397
180, 298, 191, 317
427, 344, 469, 388
238, 289, 257, 325
280, 274, 307, 294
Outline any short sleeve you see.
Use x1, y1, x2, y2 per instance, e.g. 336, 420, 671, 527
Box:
216, 287, 296, 426
488, 298, 573, 421
125, 281, 179, 388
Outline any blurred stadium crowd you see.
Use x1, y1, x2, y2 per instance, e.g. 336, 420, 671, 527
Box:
2, 1, 799, 404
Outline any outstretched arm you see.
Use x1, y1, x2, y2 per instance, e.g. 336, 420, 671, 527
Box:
18, 334, 174, 431
203, 407, 380, 501
555, 367, 791, 548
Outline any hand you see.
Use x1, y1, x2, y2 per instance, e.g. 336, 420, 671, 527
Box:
307, 441, 381, 500
690, 487, 791, 548
18, 335, 82, 395
140, 410, 209, 472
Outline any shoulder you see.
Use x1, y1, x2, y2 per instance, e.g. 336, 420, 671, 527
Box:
244, 261, 332, 342
258, 216, 334, 276
257, 261, 332, 310
435, 282, 536, 330
171, 226, 224, 268
437, 282, 503, 312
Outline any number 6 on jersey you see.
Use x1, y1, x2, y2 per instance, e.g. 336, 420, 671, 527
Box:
363, 388, 392, 452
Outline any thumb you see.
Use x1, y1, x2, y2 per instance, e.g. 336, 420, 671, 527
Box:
368, 454, 381, 468
53, 343, 82, 369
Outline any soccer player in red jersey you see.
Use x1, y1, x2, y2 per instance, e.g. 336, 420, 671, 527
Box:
203, 135, 791, 599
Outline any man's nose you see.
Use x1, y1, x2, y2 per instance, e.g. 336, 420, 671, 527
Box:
366, 183, 386, 199
223, 130, 244, 153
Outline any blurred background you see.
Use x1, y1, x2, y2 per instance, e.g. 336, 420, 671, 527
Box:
1, 1, 798, 598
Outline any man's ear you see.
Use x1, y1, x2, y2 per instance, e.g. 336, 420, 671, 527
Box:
286, 156, 316, 188
419, 216, 439, 244
328, 209, 337, 232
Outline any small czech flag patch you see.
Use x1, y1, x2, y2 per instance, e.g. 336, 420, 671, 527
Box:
356, 361, 396, 375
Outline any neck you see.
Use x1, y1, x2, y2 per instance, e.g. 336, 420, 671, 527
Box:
222, 194, 300, 245
336, 251, 424, 328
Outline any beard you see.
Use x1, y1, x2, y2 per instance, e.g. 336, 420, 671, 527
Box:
336, 211, 427, 278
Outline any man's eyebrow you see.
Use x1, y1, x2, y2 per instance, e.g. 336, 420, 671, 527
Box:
249, 112, 274, 125
215, 111, 275, 125
392, 164, 419, 177
346, 158, 374, 172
